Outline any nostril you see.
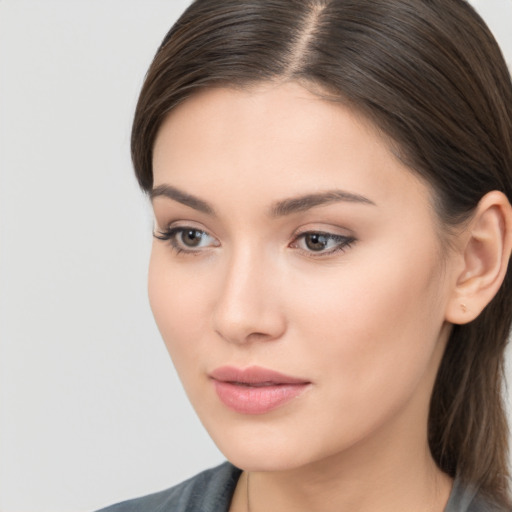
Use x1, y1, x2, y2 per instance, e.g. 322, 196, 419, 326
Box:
213, 322, 285, 345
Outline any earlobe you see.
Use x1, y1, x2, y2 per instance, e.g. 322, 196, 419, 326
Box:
445, 191, 512, 325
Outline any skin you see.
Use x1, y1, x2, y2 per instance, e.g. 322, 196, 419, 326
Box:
149, 82, 461, 512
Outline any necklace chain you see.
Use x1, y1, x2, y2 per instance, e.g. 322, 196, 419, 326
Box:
246, 472, 251, 512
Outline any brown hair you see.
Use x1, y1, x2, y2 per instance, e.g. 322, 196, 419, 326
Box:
132, 0, 512, 507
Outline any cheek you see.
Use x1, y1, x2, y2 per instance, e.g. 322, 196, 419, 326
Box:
287, 239, 447, 411
148, 246, 212, 370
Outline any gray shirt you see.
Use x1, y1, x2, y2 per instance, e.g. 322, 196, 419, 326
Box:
97, 462, 503, 512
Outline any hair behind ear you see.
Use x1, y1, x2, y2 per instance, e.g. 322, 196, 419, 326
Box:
430, 193, 512, 508
429, 307, 511, 507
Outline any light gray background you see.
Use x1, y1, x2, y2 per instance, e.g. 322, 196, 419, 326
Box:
0, 1, 511, 511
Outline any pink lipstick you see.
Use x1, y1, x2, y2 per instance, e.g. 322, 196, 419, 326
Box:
209, 366, 310, 415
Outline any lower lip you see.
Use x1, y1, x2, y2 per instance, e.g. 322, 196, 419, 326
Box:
212, 380, 309, 414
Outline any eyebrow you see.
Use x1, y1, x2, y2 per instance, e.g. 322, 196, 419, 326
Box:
270, 190, 376, 217
150, 184, 216, 215
150, 184, 375, 217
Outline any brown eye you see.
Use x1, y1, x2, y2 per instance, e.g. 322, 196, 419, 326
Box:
153, 226, 219, 253
292, 231, 356, 256
180, 229, 204, 247
304, 233, 330, 251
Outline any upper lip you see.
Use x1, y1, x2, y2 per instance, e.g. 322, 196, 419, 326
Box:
209, 365, 310, 385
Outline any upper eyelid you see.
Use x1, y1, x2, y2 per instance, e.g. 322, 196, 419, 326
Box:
157, 226, 214, 239
291, 231, 354, 245
294, 229, 347, 237
291, 230, 356, 250
154, 218, 209, 231
170, 226, 218, 241
155, 221, 219, 239
291, 227, 354, 240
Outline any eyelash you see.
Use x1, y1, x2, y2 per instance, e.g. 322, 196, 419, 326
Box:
291, 231, 356, 257
153, 227, 217, 256
153, 227, 356, 258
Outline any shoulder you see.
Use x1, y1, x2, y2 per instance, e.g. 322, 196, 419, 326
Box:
445, 477, 511, 512
465, 495, 511, 512
96, 462, 242, 512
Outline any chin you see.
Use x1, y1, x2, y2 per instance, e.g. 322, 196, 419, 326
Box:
222, 447, 311, 473
203, 420, 337, 473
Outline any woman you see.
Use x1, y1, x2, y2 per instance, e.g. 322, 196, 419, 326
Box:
99, 0, 512, 510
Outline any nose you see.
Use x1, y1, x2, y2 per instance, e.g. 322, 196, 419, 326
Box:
212, 246, 287, 345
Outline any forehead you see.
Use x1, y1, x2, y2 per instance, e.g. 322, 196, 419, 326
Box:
152, 81, 430, 213
154, 81, 381, 151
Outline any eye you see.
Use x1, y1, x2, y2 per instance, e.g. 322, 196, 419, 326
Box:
292, 231, 355, 256
154, 226, 219, 253
176, 228, 209, 248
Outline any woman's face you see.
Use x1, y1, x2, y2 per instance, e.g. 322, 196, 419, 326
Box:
149, 82, 457, 472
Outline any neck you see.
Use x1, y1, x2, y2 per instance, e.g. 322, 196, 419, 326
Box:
232, 406, 453, 512
246, 447, 451, 512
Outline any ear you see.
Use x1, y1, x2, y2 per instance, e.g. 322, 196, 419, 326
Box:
445, 191, 512, 325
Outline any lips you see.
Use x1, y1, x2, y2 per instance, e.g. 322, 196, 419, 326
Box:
209, 366, 311, 414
